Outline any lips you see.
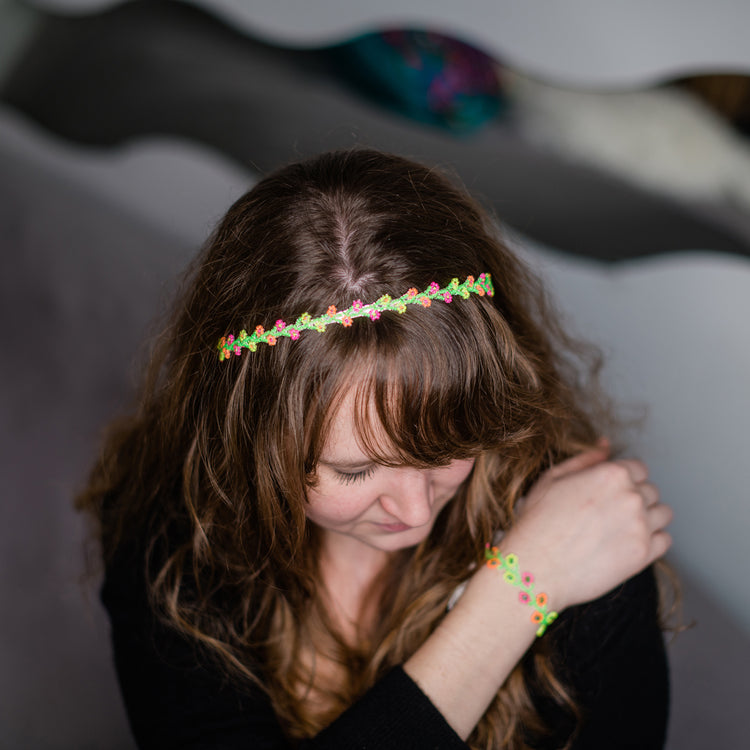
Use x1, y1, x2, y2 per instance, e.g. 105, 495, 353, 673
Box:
376, 522, 413, 533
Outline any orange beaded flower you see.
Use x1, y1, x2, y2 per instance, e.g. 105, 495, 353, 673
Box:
484, 544, 558, 637
217, 274, 494, 360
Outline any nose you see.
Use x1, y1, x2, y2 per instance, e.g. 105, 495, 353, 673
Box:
379, 467, 434, 527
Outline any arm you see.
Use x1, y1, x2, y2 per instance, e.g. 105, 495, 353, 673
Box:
104, 446, 672, 749
556, 566, 670, 750
404, 445, 673, 740
103, 547, 468, 750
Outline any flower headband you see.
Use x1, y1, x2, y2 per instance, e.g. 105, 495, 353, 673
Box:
217, 273, 494, 360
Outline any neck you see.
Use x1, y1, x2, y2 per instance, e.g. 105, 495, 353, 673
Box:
320, 529, 391, 578
317, 531, 392, 641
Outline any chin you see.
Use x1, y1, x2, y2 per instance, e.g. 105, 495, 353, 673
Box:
369, 526, 433, 551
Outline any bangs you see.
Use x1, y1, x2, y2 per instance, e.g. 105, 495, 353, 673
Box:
299, 290, 541, 472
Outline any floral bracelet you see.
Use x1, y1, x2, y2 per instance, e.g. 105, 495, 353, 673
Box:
484, 545, 559, 637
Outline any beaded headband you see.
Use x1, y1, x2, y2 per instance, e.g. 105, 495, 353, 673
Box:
217, 273, 494, 360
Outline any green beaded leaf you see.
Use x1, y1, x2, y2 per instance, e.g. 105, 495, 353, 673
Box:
217, 273, 494, 359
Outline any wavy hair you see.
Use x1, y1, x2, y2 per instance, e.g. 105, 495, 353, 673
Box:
78, 149, 613, 748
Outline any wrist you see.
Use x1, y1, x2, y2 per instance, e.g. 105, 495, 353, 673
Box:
484, 528, 570, 615
483, 545, 559, 636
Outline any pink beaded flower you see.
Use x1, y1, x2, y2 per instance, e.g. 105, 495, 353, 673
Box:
217, 274, 494, 359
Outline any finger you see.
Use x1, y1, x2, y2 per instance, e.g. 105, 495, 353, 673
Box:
649, 530, 673, 561
647, 502, 674, 533
547, 444, 610, 479
638, 481, 660, 507
613, 458, 649, 484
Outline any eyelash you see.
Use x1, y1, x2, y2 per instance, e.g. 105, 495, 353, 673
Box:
336, 467, 376, 485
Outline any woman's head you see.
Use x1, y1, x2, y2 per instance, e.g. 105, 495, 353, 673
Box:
81, 148, 604, 745
163, 148, 595, 565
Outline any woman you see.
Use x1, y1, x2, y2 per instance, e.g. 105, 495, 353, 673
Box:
79, 149, 673, 749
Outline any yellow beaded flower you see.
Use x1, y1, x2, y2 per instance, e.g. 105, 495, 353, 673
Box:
217, 274, 494, 360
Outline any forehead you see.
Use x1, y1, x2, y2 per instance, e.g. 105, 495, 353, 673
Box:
319, 385, 390, 465
307, 320, 492, 468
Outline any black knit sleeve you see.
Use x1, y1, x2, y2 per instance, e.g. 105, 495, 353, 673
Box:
103, 540, 667, 750
550, 566, 670, 750
101, 546, 467, 750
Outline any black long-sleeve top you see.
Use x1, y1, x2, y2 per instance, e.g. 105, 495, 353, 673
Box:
102, 544, 669, 750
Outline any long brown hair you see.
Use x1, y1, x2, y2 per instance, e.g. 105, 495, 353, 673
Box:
78, 149, 609, 748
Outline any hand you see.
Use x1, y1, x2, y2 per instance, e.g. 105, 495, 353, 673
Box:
503, 442, 673, 611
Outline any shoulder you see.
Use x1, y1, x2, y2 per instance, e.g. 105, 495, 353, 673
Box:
101, 536, 286, 749
553, 564, 662, 664
544, 566, 670, 750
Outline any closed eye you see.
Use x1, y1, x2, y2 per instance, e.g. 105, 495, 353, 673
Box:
336, 467, 376, 485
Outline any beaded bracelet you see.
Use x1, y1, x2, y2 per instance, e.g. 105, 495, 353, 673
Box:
484, 545, 558, 637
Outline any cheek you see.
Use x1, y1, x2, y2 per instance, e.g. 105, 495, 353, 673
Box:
304, 483, 372, 526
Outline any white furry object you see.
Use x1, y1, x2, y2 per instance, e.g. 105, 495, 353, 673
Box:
508, 72, 750, 211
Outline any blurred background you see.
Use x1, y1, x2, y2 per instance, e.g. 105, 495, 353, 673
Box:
1, 1, 749, 747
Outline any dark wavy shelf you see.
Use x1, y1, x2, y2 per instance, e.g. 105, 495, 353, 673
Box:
3, 0, 749, 261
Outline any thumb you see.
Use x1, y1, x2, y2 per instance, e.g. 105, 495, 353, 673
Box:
547, 439, 610, 479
